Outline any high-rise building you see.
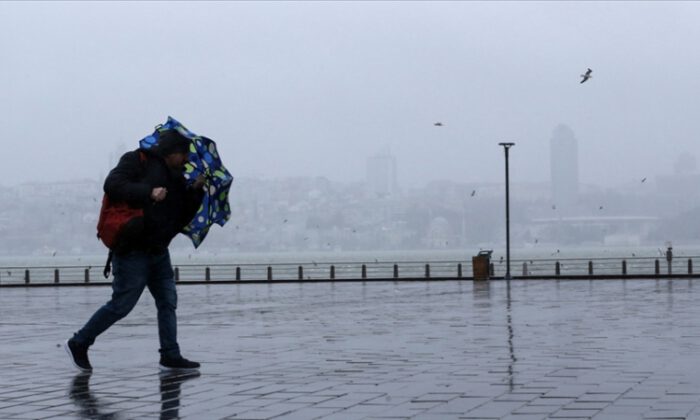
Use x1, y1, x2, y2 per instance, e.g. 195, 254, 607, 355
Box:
366, 152, 398, 197
550, 124, 579, 213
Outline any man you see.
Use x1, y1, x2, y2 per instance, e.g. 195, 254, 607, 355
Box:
65, 130, 204, 372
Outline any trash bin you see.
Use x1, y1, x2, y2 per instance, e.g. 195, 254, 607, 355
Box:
472, 250, 492, 280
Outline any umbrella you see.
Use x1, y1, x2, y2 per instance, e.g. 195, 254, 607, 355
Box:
139, 116, 233, 247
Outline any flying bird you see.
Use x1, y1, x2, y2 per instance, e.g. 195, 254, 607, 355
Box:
599, 206, 604, 210
580, 68, 593, 84
641, 177, 647, 183
433, 122, 443, 127
470, 190, 476, 197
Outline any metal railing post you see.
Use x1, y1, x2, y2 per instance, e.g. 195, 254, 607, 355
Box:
267, 266, 272, 281
205, 267, 211, 281
555, 261, 561, 276
84, 268, 90, 283
393, 264, 399, 279
458, 263, 463, 279
330, 265, 335, 280
236, 266, 241, 281
298, 266, 303, 280
655, 259, 660, 276
425, 264, 430, 279
361, 264, 367, 279
622, 260, 627, 276
54, 269, 59, 284
588, 261, 593, 276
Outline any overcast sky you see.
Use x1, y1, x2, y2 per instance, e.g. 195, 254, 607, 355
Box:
1, 1, 699, 188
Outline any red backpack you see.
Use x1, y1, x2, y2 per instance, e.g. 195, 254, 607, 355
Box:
96, 152, 147, 276
96, 196, 144, 249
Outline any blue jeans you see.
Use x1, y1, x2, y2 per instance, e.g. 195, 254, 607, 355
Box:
73, 250, 180, 358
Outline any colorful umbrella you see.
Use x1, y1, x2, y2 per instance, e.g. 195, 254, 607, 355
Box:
139, 116, 233, 247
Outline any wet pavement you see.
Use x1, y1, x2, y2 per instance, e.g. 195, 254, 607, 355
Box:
1, 278, 700, 419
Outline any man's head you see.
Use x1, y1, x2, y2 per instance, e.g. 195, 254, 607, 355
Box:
156, 130, 191, 170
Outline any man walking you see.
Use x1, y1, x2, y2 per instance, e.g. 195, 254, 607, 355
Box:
65, 130, 204, 372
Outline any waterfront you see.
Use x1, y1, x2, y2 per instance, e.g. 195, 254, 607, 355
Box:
2, 246, 700, 286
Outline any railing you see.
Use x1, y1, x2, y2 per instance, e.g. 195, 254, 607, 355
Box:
0, 257, 698, 287
497, 256, 694, 278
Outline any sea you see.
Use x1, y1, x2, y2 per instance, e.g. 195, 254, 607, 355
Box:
1, 244, 698, 268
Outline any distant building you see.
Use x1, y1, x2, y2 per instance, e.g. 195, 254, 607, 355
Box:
550, 124, 579, 214
655, 152, 700, 211
366, 152, 399, 197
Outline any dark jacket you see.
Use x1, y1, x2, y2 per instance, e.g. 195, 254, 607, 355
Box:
104, 149, 203, 254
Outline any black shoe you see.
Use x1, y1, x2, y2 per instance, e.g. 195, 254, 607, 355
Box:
64, 339, 92, 372
159, 355, 200, 372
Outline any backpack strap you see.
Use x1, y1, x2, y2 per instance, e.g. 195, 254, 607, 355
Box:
103, 251, 113, 279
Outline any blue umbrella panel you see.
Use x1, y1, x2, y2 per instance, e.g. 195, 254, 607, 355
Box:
139, 116, 233, 248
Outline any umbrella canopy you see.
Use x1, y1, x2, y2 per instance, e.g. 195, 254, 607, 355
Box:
139, 116, 233, 248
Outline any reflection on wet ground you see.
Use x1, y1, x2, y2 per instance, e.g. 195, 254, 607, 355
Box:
159, 371, 201, 420
1, 279, 700, 418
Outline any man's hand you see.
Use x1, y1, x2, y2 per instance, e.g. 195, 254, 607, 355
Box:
151, 187, 167, 202
192, 174, 206, 190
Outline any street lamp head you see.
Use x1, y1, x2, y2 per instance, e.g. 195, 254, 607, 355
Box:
498, 142, 515, 148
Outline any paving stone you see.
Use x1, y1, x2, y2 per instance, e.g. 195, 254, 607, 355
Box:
550, 408, 602, 417
1, 279, 700, 418
461, 401, 525, 418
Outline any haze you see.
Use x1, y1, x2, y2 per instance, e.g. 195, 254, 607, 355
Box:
2, 1, 699, 188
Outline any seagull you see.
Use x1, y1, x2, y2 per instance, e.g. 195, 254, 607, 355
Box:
434, 122, 443, 127
599, 205, 604, 210
552, 204, 557, 210
641, 177, 647, 183
283, 219, 288, 223
470, 190, 476, 197
580, 68, 593, 84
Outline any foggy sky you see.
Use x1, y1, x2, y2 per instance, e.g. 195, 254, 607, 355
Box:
1, 1, 699, 188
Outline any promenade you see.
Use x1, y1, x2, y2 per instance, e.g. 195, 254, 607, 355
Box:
1, 278, 700, 419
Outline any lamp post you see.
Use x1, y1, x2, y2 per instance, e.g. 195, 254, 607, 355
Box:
499, 142, 515, 280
